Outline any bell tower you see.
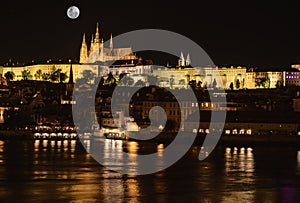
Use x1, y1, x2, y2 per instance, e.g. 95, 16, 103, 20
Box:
79, 33, 88, 63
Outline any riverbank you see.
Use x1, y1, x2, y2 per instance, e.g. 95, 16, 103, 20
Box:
103, 132, 300, 146
1, 130, 300, 146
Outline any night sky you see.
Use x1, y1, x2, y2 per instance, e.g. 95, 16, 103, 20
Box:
0, 0, 300, 69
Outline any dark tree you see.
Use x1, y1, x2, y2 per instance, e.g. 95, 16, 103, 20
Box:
82, 70, 96, 84
229, 82, 234, 90
21, 70, 32, 80
4, 71, 14, 81
212, 79, 217, 89
188, 80, 196, 89
134, 79, 145, 87
236, 79, 240, 89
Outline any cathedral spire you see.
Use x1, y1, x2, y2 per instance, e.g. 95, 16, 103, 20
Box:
110, 33, 113, 49
186, 53, 191, 66
79, 33, 88, 63
94, 22, 100, 43
68, 62, 74, 84
179, 52, 185, 66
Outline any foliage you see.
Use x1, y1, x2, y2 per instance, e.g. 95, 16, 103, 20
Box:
59, 72, 68, 82
82, 70, 96, 84
119, 75, 134, 86
188, 80, 196, 89
4, 71, 15, 81
106, 72, 116, 86
21, 70, 33, 80
42, 73, 50, 81
236, 79, 240, 89
34, 69, 43, 80
134, 79, 145, 87
212, 78, 217, 89
229, 82, 234, 90
275, 80, 283, 89
179, 79, 185, 85
169, 75, 175, 88
49, 67, 61, 82
255, 77, 270, 88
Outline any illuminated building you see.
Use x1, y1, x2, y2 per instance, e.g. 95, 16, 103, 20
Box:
79, 23, 137, 64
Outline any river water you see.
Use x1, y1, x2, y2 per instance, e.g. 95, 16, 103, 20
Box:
0, 138, 300, 202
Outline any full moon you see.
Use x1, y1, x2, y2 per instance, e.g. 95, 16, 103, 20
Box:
67, 6, 80, 19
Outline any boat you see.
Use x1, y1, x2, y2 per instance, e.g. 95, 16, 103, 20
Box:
102, 119, 140, 140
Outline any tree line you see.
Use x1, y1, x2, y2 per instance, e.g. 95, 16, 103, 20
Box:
3, 66, 68, 82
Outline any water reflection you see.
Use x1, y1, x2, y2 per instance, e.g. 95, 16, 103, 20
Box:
0, 139, 299, 202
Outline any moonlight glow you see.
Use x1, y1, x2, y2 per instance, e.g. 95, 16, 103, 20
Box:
67, 6, 80, 19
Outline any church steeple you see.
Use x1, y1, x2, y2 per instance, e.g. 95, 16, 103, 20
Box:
109, 33, 113, 49
68, 62, 74, 84
94, 22, 100, 43
79, 33, 88, 63
178, 52, 185, 67
186, 53, 191, 66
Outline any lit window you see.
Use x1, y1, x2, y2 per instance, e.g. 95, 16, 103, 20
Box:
199, 129, 204, 133
232, 129, 238, 134
225, 130, 230, 134
239, 129, 245, 134
193, 129, 197, 133
246, 129, 252, 135
205, 129, 209, 134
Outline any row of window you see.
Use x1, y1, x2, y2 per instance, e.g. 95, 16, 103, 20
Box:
193, 128, 252, 135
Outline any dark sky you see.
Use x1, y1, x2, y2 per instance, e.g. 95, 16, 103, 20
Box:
0, 0, 299, 69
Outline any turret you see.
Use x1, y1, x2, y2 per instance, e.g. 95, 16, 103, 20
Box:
186, 53, 191, 66
79, 33, 88, 63
109, 33, 113, 49
178, 52, 185, 67
94, 22, 101, 43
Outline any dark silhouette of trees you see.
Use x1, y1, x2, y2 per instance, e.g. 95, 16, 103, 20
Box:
229, 82, 234, 90
134, 79, 145, 87
21, 70, 33, 80
212, 78, 217, 89
34, 69, 43, 80
4, 71, 14, 81
106, 72, 116, 86
188, 80, 196, 89
82, 70, 96, 84
236, 79, 240, 89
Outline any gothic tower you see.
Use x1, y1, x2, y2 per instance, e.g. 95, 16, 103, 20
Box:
109, 33, 113, 50
186, 53, 191, 66
79, 33, 88, 63
178, 52, 185, 67
93, 23, 101, 54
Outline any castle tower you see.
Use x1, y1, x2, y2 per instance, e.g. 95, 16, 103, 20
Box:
100, 38, 104, 61
94, 22, 101, 43
109, 33, 113, 49
79, 33, 88, 63
93, 23, 101, 54
178, 52, 185, 67
186, 53, 191, 66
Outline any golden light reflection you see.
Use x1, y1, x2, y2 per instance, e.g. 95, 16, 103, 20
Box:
0, 140, 3, 164
125, 178, 140, 202
127, 142, 138, 155
223, 146, 255, 202
296, 151, 300, 174
157, 143, 164, 157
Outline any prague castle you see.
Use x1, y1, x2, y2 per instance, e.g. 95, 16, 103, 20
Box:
79, 23, 136, 64
0, 22, 300, 89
